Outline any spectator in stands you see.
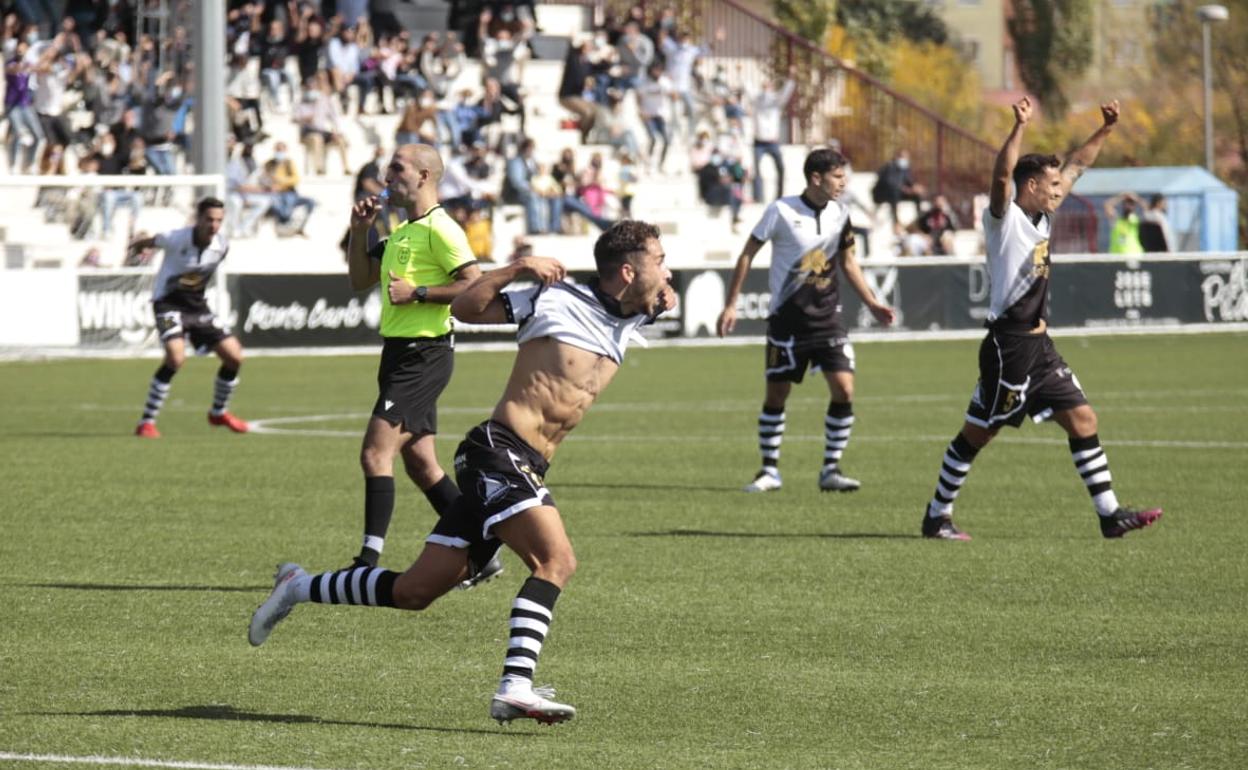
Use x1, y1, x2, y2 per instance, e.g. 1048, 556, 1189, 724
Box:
32, 40, 81, 152
268, 141, 317, 236
872, 149, 926, 224
226, 139, 275, 238
292, 6, 328, 89
395, 87, 440, 147
637, 61, 674, 173
595, 91, 642, 159
226, 51, 264, 144
1140, 193, 1173, 253
1104, 192, 1144, 255
689, 129, 714, 173
4, 39, 43, 173
139, 70, 182, 179
504, 137, 547, 235
68, 152, 100, 239
296, 71, 350, 175
390, 34, 429, 105
481, 26, 526, 131
255, 16, 294, 112
615, 21, 654, 90
558, 38, 601, 143
617, 151, 638, 218
917, 194, 960, 256
661, 28, 721, 140
327, 23, 371, 114
99, 135, 150, 239
476, 76, 524, 147
749, 67, 795, 202
440, 142, 495, 214
648, 7, 679, 43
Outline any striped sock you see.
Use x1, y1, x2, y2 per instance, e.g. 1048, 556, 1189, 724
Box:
1069, 435, 1120, 517
294, 566, 398, 607
823, 402, 855, 470
210, 366, 239, 416
502, 577, 560, 685
928, 433, 980, 517
758, 406, 785, 473
139, 365, 175, 424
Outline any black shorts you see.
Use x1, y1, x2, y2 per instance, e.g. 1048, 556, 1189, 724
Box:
373, 335, 455, 436
427, 420, 554, 551
153, 300, 231, 351
764, 329, 855, 383
965, 330, 1088, 429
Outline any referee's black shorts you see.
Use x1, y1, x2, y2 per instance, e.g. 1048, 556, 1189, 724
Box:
372, 334, 454, 436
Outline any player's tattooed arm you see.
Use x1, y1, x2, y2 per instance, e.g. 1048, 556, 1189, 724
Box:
1059, 99, 1119, 199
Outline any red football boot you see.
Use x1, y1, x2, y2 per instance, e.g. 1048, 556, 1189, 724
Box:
208, 411, 250, 433
134, 422, 161, 439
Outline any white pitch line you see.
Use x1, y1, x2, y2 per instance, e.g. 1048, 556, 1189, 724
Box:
244, 415, 1248, 450
0, 751, 344, 770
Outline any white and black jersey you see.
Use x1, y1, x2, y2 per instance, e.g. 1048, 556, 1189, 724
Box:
984, 199, 1051, 333
752, 193, 856, 338
501, 280, 653, 363
150, 226, 229, 311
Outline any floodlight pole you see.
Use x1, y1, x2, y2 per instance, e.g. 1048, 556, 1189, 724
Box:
192, 0, 227, 192
1197, 5, 1228, 172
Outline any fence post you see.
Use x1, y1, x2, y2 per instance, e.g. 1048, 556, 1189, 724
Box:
935, 122, 945, 197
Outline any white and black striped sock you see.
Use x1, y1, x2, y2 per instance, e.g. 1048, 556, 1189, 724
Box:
758, 406, 785, 472
139, 365, 176, 424
502, 577, 561, 685
298, 566, 398, 607
211, 367, 239, 416
1070, 435, 1120, 517
823, 402, 855, 470
928, 433, 980, 517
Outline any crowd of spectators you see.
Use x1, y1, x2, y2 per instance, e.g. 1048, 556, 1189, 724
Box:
2, 0, 982, 261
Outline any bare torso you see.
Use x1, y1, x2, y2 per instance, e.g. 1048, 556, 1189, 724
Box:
491, 337, 620, 459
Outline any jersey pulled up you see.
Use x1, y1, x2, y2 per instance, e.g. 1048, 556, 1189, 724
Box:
369, 205, 476, 338
751, 194, 855, 338
501, 280, 652, 364
151, 227, 230, 309
983, 199, 1052, 333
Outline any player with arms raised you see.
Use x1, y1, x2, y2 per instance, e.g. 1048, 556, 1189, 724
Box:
919, 97, 1162, 541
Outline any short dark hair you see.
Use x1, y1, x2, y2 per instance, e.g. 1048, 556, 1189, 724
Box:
1012, 153, 1060, 194
197, 196, 225, 215
803, 148, 848, 181
593, 220, 660, 277
1149, 193, 1165, 207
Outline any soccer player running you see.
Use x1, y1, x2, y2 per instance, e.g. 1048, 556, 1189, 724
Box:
717, 148, 895, 493
920, 97, 1162, 541
131, 197, 249, 438
344, 144, 486, 578
249, 221, 676, 725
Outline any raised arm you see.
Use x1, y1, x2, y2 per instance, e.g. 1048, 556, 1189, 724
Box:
989, 97, 1033, 218
716, 236, 765, 337
1059, 100, 1119, 201
451, 256, 566, 324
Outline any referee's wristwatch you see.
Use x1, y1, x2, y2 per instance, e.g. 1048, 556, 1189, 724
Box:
414, 286, 428, 303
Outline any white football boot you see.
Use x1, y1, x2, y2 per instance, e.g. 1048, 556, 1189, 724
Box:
248, 562, 306, 647
490, 682, 576, 725
818, 466, 861, 492
742, 469, 782, 493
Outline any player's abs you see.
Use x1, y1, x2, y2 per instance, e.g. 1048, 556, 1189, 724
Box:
492, 338, 620, 460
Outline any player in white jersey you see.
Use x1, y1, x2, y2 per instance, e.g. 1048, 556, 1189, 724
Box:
920, 97, 1161, 541
130, 197, 250, 438
248, 221, 675, 725
717, 148, 895, 493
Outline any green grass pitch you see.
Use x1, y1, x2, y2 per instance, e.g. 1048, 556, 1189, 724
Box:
2, 333, 1246, 769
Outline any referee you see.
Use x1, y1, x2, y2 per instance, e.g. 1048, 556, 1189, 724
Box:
346, 144, 489, 582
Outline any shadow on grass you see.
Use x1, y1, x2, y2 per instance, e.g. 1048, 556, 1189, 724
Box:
38, 704, 525, 737
21, 582, 266, 593
557, 481, 738, 494
629, 529, 916, 540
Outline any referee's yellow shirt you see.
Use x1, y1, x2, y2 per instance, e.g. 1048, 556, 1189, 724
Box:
373, 205, 476, 338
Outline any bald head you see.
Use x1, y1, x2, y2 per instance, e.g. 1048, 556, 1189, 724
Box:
398, 143, 444, 183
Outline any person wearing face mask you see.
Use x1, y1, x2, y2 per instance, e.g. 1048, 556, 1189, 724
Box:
872, 148, 926, 225
267, 141, 317, 236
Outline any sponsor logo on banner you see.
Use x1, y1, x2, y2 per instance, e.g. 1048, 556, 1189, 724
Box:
77, 273, 231, 347
243, 294, 383, 333
1200, 260, 1248, 322
857, 266, 898, 328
